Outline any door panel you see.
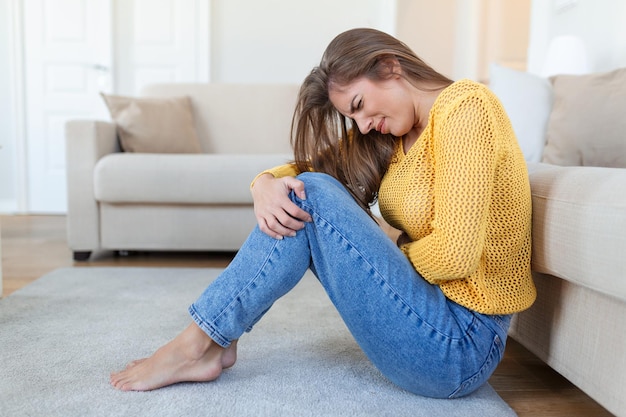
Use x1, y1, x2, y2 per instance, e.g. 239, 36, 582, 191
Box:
115, 0, 210, 95
23, 0, 112, 213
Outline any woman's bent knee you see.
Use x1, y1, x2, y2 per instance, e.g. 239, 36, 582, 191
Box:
296, 172, 343, 190
294, 172, 362, 212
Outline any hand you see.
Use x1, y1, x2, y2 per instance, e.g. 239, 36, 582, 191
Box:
251, 174, 313, 239
396, 232, 412, 247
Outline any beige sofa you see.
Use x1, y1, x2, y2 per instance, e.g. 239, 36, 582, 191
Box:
65, 84, 300, 260
490, 65, 626, 417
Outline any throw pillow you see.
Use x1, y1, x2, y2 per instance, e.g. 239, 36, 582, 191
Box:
100, 93, 203, 153
489, 64, 553, 163
542, 68, 626, 168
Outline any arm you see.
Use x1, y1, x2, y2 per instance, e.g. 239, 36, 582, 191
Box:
65, 120, 120, 257
401, 93, 499, 283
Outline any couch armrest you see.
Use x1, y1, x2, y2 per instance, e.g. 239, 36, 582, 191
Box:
528, 162, 626, 300
65, 120, 120, 254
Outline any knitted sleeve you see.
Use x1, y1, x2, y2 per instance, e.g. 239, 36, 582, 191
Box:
401, 90, 499, 284
250, 163, 300, 188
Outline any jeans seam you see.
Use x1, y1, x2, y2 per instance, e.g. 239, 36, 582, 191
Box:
447, 334, 503, 398
214, 239, 278, 323
492, 314, 512, 334
191, 237, 280, 346
188, 305, 229, 347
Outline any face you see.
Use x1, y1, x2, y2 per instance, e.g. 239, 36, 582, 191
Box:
328, 76, 416, 137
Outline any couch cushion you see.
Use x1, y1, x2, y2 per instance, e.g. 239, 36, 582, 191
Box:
94, 153, 293, 204
489, 64, 553, 163
100, 93, 203, 153
140, 84, 299, 154
528, 162, 626, 301
542, 68, 626, 168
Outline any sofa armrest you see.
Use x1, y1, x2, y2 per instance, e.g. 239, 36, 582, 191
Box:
528, 162, 626, 300
65, 120, 120, 255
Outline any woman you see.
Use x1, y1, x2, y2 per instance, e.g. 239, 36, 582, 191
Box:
110, 28, 536, 398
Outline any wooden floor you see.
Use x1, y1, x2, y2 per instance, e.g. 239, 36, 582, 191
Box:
0, 215, 614, 417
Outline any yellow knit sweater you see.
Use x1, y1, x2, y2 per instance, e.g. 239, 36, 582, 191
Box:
258, 79, 536, 315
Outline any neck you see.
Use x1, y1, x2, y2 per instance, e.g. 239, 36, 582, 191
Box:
404, 84, 446, 153
416, 85, 446, 128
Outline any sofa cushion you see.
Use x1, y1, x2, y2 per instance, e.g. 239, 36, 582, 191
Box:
528, 162, 626, 302
100, 93, 203, 154
489, 64, 553, 163
94, 153, 293, 204
140, 84, 299, 154
542, 68, 626, 168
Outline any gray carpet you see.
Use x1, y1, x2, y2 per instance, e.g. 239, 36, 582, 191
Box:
0, 267, 517, 417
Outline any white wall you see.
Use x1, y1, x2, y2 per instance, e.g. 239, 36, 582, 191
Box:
209, 0, 395, 83
528, 0, 626, 74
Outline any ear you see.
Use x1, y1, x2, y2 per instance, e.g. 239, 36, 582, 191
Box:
379, 55, 402, 78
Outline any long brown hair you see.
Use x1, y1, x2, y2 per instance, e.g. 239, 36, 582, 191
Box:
291, 28, 452, 213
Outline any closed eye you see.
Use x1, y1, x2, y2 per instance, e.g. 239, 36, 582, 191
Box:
349, 97, 363, 114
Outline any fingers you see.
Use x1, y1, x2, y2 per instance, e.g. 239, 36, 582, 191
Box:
280, 177, 313, 220
258, 215, 299, 240
255, 196, 311, 239
252, 176, 312, 239
283, 176, 307, 201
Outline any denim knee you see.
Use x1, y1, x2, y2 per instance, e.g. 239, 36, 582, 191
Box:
296, 172, 350, 198
293, 172, 363, 214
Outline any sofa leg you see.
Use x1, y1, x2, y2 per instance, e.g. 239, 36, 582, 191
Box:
73, 251, 92, 261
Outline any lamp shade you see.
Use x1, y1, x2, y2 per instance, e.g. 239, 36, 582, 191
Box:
542, 35, 590, 77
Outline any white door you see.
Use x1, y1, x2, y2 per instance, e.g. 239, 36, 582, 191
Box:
21, 0, 209, 213
115, 0, 210, 95
23, 0, 112, 213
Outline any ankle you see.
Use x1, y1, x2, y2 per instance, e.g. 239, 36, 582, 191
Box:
181, 323, 218, 358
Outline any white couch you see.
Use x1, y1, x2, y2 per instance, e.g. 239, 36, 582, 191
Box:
490, 65, 626, 417
65, 84, 300, 260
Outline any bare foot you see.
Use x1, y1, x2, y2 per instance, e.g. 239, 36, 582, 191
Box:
124, 339, 239, 370
110, 323, 237, 391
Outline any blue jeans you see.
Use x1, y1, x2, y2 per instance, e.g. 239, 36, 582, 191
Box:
189, 172, 510, 398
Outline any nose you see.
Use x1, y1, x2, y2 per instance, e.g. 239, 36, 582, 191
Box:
354, 116, 373, 134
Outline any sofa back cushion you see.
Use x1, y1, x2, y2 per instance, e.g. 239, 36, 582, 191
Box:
101, 94, 203, 153
489, 64, 553, 163
140, 84, 300, 154
542, 68, 626, 168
